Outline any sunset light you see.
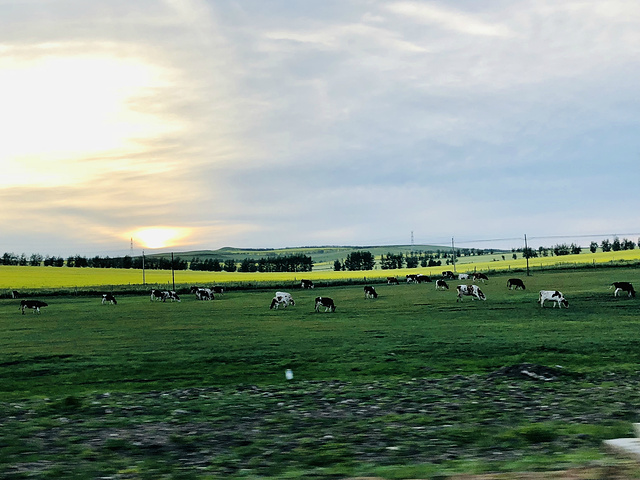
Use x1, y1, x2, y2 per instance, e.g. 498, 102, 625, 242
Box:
131, 227, 191, 250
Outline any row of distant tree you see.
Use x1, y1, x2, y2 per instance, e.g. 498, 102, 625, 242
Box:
190, 254, 313, 272
334, 251, 444, 271
517, 237, 638, 259
0, 251, 313, 272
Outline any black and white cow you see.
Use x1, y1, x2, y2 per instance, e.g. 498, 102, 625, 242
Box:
301, 279, 314, 289
102, 293, 117, 305
195, 288, 213, 301
507, 278, 526, 290
472, 272, 488, 283
538, 290, 569, 308
163, 291, 181, 302
406, 274, 418, 283
456, 284, 486, 302
150, 289, 164, 302
442, 271, 455, 280
435, 279, 449, 290
387, 276, 399, 285
20, 300, 48, 314
416, 274, 432, 283
611, 282, 635, 298
364, 286, 378, 298
458, 273, 470, 280
315, 296, 336, 312
11, 290, 19, 299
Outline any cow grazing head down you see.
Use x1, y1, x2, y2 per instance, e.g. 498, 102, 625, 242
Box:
538, 290, 569, 308
456, 284, 486, 302
435, 279, 449, 290
20, 300, 48, 314
611, 282, 635, 298
102, 293, 117, 305
364, 286, 378, 299
270, 292, 295, 309
507, 278, 526, 290
473, 273, 488, 283
301, 280, 314, 289
315, 297, 336, 312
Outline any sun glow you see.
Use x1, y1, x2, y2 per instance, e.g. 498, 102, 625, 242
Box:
132, 227, 191, 249
0, 47, 182, 188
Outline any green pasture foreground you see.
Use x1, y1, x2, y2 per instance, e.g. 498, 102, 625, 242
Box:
1, 267, 640, 478
1, 268, 639, 399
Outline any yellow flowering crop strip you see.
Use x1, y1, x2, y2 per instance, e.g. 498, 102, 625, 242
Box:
1, 249, 639, 290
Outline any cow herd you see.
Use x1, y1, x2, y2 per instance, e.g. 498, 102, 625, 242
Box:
10, 274, 636, 315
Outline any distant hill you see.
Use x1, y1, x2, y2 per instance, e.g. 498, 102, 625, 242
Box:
146, 245, 509, 270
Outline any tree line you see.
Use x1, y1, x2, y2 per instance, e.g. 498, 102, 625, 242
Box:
333, 251, 444, 271
0, 252, 312, 272
516, 236, 638, 259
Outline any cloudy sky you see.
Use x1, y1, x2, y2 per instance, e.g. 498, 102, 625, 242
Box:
1, 0, 639, 256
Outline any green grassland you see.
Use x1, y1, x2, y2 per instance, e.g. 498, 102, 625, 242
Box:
1, 267, 640, 478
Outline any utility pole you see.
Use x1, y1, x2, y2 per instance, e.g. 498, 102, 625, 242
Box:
451, 237, 456, 273
171, 252, 175, 291
524, 234, 530, 276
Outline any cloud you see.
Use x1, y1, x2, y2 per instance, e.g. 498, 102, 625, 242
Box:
1, 1, 639, 256
386, 1, 513, 37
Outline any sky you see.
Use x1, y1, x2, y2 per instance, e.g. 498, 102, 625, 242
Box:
1, 0, 639, 257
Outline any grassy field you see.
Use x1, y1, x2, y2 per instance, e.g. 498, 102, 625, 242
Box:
1, 266, 640, 478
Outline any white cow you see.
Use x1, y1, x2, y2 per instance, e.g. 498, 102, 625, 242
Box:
538, 290, 569, 308
458, 273, 470, 280
456, 284, 486, 302
270, 292, 295, 309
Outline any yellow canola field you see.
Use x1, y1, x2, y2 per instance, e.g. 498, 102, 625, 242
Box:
1, 249, 639, 290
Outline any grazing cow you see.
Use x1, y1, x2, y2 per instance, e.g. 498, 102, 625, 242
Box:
387, 277, 399, 285
507, 278, 526, 290
212, 286, 224, 296
364, 286, 378, 298
472, 272, 488, 283
538, 290, 569, 308
163, 291, 181, 302
406, 274, 418, 283
416, 274, 432, 283
195, 288, 213, 301
150, 289, 164, 302
456, 284, 486, 302
315, 296, 336, 312
611, 282, 635, 298
442, 271, 455, 280
458, 273, 470, 280
301, 279, 314, 289
102, 293, 117, 305
435, 279, 449, 290
20, 300, 48, 314
270, 291, 295, 309
11, 290, 19, 299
